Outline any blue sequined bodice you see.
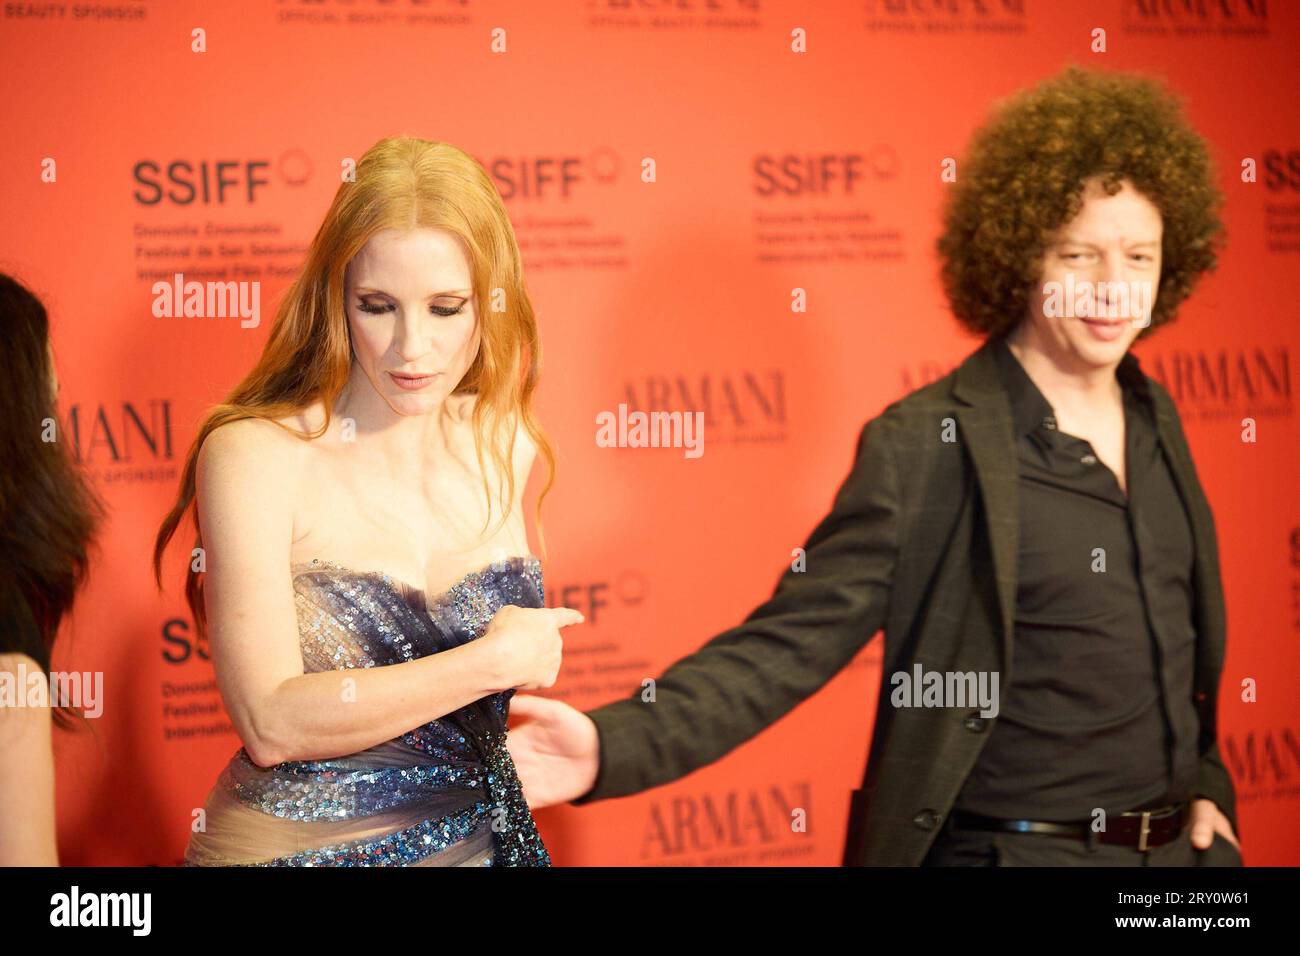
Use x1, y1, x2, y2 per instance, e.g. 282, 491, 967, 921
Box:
185, 554, 551, 867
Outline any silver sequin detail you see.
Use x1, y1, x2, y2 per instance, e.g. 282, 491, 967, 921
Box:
196, 555, 551, 867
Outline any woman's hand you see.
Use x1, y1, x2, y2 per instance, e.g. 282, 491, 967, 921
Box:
480, 604, 583, 691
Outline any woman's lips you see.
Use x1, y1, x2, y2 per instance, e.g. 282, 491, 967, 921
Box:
388, 371, 440, 391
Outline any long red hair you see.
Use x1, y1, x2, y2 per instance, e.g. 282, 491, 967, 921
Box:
153, 136, 556, 635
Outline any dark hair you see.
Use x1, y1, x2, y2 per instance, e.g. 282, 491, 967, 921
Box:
936, 64, 1224, 339
0, 272, 104, 730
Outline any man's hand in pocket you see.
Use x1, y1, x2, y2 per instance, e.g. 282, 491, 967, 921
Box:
1189, 798, 1239, 852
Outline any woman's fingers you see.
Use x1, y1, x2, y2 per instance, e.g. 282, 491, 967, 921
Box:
548, 607, 585, 628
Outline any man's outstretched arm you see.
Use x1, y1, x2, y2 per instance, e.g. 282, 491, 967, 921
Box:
571, 411, 901, 804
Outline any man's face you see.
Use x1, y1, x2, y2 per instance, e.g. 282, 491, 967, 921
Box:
1019, 176, 1163, 373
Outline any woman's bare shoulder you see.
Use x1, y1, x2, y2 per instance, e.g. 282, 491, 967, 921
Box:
195, 409, 324, 509
201, 399, 333, 457
194, 415, 310, 570
200, 416, 304, 470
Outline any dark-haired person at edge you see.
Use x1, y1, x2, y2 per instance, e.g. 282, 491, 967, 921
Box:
0, 273, 104, 866
506, 65, 1243, 866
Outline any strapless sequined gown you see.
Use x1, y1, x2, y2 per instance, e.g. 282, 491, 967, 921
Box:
184, 555, 551, 867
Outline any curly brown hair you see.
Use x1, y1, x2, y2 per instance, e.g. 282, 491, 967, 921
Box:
936, 64, 1224, 340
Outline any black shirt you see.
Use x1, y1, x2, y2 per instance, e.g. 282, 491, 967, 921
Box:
953, 337, 1201, 821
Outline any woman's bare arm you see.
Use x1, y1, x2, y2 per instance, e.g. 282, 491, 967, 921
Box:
0, 652, 58, 866
196, 419, 518, 768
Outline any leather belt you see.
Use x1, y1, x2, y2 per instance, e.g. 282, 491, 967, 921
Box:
949, 802, 1189, 852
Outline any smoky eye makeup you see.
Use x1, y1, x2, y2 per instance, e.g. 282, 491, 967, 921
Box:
353, 295, 468, 316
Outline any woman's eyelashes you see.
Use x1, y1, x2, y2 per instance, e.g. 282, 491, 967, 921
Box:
355, 299, 466, 316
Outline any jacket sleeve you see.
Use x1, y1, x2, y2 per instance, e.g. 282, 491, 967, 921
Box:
1194, 739, 1238, 835
572, 411, 901, 804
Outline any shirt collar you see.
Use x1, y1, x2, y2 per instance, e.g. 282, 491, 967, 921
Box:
992, 335, 1153, 438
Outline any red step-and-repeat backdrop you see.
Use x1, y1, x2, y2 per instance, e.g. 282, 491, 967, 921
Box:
3, 0, 1297, 866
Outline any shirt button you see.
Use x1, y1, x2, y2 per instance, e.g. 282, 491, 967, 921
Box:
1080, 454, 1097, 465
1043, 416, 1057, 430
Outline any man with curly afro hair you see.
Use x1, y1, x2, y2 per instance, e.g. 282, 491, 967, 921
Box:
509, 65, 1242, 868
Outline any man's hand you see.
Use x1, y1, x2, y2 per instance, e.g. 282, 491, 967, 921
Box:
506, 694, 600, 809
1189, 798, 1239, 852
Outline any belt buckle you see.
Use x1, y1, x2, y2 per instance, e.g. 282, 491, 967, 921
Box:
1136, 810, 1152, 853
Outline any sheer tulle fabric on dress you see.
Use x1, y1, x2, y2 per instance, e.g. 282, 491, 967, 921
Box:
184, 555, 550, 867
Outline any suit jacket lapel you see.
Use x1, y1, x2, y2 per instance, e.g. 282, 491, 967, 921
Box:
1149, 388, 1225, 688
952, 340, 1020, 681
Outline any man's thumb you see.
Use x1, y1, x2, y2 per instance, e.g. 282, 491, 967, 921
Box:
1189, 818, 1214, 849
509, 693, 547, 719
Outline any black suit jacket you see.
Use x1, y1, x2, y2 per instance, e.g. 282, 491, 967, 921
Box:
573, 337, 1237, 866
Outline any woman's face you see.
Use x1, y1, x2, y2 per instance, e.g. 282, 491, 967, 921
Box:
344, 227, 480, 417
1022, 176, 1163, 372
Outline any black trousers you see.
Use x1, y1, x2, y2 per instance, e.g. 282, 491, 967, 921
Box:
922, 812, 1244, 866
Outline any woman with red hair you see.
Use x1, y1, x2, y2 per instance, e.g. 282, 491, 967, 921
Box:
156, 137, 582, 867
